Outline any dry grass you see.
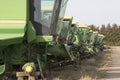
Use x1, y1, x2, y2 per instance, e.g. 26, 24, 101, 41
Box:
79, 49, 112, 80
79, 75, 96, 80
48, 49, 112, 80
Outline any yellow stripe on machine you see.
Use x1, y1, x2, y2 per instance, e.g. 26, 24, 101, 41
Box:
0, 20, 26, 24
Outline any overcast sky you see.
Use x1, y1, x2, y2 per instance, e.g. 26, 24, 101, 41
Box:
65, 0, 120, 27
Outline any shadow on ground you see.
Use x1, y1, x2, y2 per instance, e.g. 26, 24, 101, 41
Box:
47, 50, 111, 80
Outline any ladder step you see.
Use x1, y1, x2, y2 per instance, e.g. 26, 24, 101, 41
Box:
16, 72, 40, 80
16, 72, 40, 77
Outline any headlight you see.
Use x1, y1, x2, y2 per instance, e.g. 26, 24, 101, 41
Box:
24, 65, 33, 73
22, 62, 35, 73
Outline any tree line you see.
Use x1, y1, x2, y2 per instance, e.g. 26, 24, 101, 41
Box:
89, 24, 120, 46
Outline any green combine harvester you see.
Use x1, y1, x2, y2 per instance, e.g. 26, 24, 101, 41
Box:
47, 16, 80, 67
94, 33, 105, 52
0, 0, 106, 79
78, 24, 94, 54
0, 0, 68, 79
70, 24, 94, 59
68, 23, 105, 59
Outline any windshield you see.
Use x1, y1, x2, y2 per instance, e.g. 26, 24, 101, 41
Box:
87, 32, 93, 43
34, 0, 55, 27
97, 36, 103, 43
29, 0, 55, 35
70, 25, 77, 32
29, 0, 68, 35
60, 21, 69, 38
78, 28, 88, 42
68, 25, 77, 43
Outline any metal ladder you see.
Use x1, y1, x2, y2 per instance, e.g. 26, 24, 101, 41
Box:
16, 72, 40, 80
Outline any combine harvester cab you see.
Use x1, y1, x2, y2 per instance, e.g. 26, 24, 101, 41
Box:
0, 0, 69, 79
94, 34, 105, 51
77, 24, 94, 58
60, 16, 73, 43
47, 17, 80, 67
68, 22, 81, 63
68, 21, 79, 45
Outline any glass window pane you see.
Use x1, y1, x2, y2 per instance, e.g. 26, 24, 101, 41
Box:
41, 0, 55, 27
61, 21, 69, 37
34, 0, 55, 28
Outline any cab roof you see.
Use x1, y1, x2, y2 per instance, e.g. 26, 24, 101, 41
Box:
63, 16, 73, 21
79, 24, 88, 28
98, 34, 105, 37
93, 31, 98, 34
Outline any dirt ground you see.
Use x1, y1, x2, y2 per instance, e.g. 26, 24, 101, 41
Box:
101, 46, 120, 80
47, 49, 111, 80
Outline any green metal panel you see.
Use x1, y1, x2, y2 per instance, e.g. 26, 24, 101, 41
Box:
34, 36, 53, 43
27, 21, 53, 43
0, 34, 23, 40
47, 44, 67, 56
27, 21, 36, 42
73, 35, 79, 45
0, 0, 26, 20
0, 37, 23, 46
0, 0, 26, 46
0, 23, 25, 46
0, 24, 24, 34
